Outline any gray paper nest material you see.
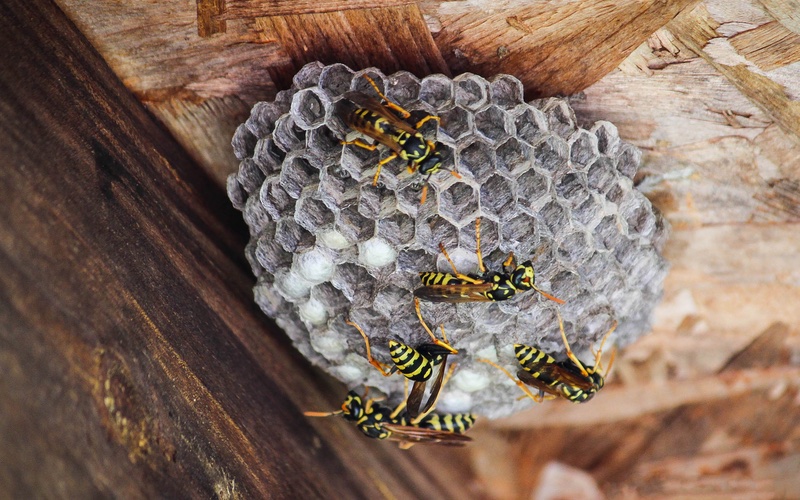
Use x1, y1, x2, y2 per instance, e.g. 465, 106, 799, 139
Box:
227, 62, 669, 419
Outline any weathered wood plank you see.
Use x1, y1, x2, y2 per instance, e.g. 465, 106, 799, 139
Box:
424, 0, 702, 97
220, 0, 415, 19
0, 0, 469, 496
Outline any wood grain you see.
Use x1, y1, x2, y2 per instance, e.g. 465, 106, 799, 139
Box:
220, 0, 415, 19
424, 0, 702, 98
0, 1, 470, 496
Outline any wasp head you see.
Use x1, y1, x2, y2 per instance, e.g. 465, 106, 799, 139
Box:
511, 261, 535, 290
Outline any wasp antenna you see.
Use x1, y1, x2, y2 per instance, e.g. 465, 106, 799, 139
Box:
531, 285, 566, 304
304, 410, 344, 418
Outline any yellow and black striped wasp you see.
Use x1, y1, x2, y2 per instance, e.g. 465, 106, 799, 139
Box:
414, 217, 565, 304
347, 298, 456, 421
478, 310, 617, 403
304, 389, 475, 449
341, 74, 460, 203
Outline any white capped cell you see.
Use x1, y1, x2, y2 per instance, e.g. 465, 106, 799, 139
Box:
295, 249, 335, 283
358, 237, 397, 268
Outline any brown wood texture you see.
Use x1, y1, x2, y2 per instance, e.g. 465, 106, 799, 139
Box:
6, 0, 800, 498
0, 1, 471, 497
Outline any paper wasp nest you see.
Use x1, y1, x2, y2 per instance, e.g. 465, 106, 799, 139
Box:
228, 62, 669, 419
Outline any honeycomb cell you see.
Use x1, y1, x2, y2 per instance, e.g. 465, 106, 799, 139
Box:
593, 215, 625, 251
606, 178, 627, 205
260, 178, 296, 221
517, 168, 551, 209
295, 196, 335, 233
547, 269, 581, 305
246, 102, 286, 139
495, 138, 531, 178
539, 200, 570, 236
568, 129, 599, 169
572, 193, 602, 227
586, 157, 617, 195
331, 263, 377, 305
318, 63, 355, 98
295, 248, 336, 284
395, 182, 428, 218
307, 125, 341, 162
311, 281, 350, 311
555, 172, 590, 207
340, 140, 379, 183
419, 74, 454, 110
254, 279, 291, 318
541, 98, 577, 138
454, 73, 489, 111
489, 75, 524, 110
458, 140, 496, 182
358, 237, 397, 268
515, 106, 549, 146
373, 285, 413, 320
534, 136, 569, 173
299, 296, 330, 328
499, 213, 539, 258
357, 184, 382, 220
275, 218, 315, 253
318, 168, 358, 210
232, 123, 258, 160
336, 203, 375, 242
439, 181, 479, 226
620, 195, 656, 239
385, 71, 421, 108
227, 175, 247, 211
256, 230, 293, 274
292, 61, 324, 89
479, 174, 516, 221
556, 230, 593, 266
253, 138, 285, 176
280, 153, 320, 199
273, 114, 306, 153
291, 88, 327, 130
243, 196, 272, 236
418, 215, 459, 254
235, 158, 263, 196
460, 217, 499, 255
616, 144, 641, 180
396, 248, 436, 273
591, 121, 620, 155
438, 106, 472, 142
474, 106, 511, 144
376, 212, 415, 247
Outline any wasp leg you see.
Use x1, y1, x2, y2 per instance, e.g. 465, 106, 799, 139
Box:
346, 319, 393, 376
341, 138, 379, 150
502, 251, 516, 272
474, 217, 487, 274
477, 358, 546, 403
590, 320, 618, 375
437, 242, 484, 285
556, 309, 592, 378
414, 114, 441, 129
361, 74, 411, 119
390, 379, 410, 420
414, 297, 458, 354
531, 284, 566, 304
372, 152, 399, 186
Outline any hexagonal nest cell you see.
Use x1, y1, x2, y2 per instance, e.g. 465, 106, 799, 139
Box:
228, 62, 669, 419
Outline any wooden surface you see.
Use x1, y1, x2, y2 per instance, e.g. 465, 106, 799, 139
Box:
0, 1, 471, 497
4, 0, 800, 498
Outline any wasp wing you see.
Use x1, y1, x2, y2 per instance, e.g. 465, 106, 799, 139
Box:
518, 360, 596, 393
516, 369, 564, 398
413, 283, 497, 303
383, 423, 472, 446
343, 92, 419, 135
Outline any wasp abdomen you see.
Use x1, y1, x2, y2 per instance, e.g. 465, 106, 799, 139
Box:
389, 340, 434, 382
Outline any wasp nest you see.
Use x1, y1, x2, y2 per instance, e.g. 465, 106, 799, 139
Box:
227, 62, 668, 419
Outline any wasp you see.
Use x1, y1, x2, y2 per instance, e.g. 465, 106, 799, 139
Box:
478, 310, 617, 403
414, 217, 565, 304
340, 74, 460, 203
346, 298, 456, 421
304, 389, 475, 448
